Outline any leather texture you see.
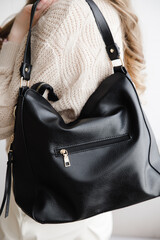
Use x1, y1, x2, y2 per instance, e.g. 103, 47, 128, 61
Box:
20, 0, 40, 80
85, 0, 120, 60
1, 0, 160, 224
11, 67, 160, 224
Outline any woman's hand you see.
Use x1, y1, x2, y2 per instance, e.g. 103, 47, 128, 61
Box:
8, 0, 57, 44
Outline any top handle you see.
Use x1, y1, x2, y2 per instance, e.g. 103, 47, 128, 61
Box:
20, 0, 122, 85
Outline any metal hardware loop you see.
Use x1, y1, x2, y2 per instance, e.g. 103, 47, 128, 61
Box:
20, 77, 30, 88
111, 56, 124, 68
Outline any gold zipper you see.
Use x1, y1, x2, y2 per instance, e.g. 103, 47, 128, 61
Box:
36, 82, 46, 92
60, 149, 71, 168
56, 133, 131, 168
13, 105, 17, 118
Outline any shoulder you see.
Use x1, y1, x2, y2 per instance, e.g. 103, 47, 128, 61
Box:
31, 0, 123, 56
32, 0, 88, 40
32, 0, 121, 36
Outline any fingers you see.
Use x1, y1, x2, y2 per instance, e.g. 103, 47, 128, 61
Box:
37, 0, 48, 10
37, 0, 56, 11
23, 0, 56, 15
23, 4, 33, 14
26, 0, 56, 28
35, 0, 55, 20
24, 0, 57, 28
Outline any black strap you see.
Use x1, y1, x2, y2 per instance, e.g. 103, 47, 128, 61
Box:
85, 0, 120, 60
0, 144, 13, 218
20, 0, 121, 82
20, 0, 40, 81
31, 82, 59, 101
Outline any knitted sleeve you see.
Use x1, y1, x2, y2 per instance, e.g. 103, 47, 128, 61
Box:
0, 41, 21, 139
0, 0, 123, 143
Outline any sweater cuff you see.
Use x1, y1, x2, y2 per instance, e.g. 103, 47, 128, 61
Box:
0, 41, 21, 69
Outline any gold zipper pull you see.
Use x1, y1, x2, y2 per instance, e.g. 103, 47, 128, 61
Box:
7, 134, 14, 153
10, 134, 14, 143
36, 82, 46, 92
60, 149, 71, 168
13, 105, 17, 118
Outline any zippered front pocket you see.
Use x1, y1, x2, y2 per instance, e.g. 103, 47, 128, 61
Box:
54, 133, 132, 168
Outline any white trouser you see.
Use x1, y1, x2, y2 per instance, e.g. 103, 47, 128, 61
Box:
0, 184, 113, 240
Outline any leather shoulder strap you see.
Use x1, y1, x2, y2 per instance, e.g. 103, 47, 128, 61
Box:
85, 0, 120, 61
20, 0, 40, 81
20, 0, 121, 81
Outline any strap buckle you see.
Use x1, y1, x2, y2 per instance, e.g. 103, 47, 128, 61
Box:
20, 77, 30, 88
111, 55, 124, 68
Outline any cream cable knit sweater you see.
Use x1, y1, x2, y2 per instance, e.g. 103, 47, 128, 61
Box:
0, 0, 124, 152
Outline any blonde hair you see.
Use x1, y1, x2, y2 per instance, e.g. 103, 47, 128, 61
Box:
108, 0, 146, 96
0, 0, 146, 96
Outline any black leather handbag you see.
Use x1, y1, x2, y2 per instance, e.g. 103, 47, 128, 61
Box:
1, 0, 160, 224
